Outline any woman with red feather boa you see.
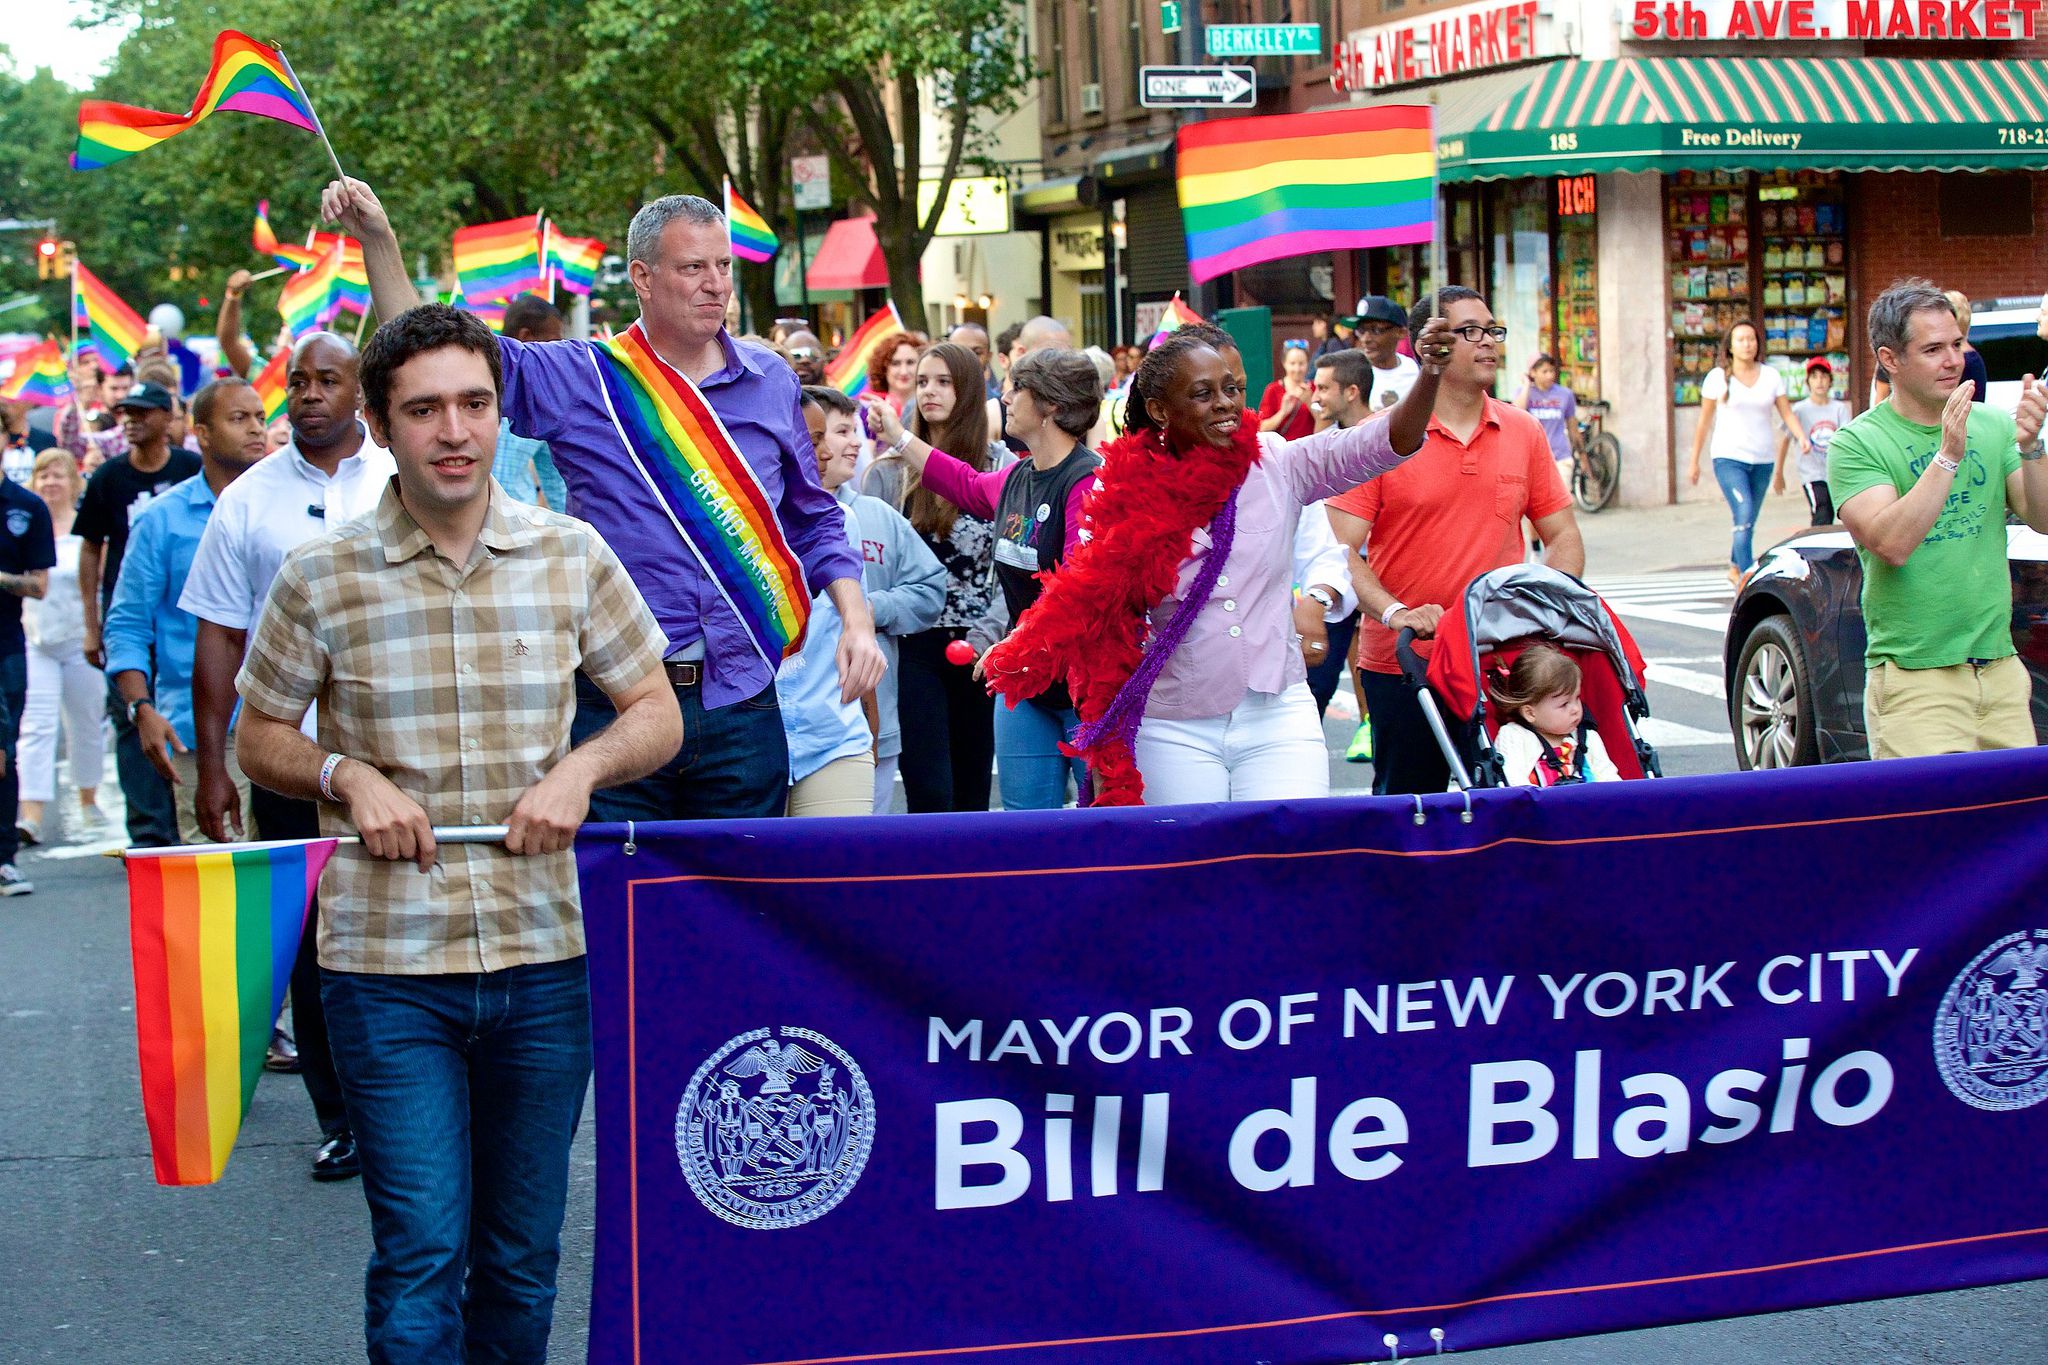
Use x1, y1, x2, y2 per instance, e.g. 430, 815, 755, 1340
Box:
977, 316, 1453, 807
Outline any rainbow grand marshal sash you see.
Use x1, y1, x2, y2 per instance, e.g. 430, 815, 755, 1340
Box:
589, 324, 810, 664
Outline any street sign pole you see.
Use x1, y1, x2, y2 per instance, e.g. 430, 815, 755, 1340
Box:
1174, 0, 1210, 320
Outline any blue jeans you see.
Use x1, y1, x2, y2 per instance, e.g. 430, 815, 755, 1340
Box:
0, 652, 23, 864
320, 957, 593, 1365
1714, 457, 1775, 571
571, 674, 785, 821
107, 675, 177, 848
994, 698, 1086, 809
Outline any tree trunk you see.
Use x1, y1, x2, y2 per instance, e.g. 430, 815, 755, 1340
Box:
739, 262, 780, 336
880, 233, 927, 332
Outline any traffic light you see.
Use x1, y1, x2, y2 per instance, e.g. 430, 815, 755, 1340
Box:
34, 237, 58, 280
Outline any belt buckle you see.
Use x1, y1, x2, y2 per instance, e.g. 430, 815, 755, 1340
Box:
666, 660, 702, 688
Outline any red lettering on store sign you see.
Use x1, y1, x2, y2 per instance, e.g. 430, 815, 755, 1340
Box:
1948, 1, 1984, 32
1847, 0, 1881, 30
2015, 0, 2042, 35
1788, 0, 1819, 34
1332, 0, 1542, 90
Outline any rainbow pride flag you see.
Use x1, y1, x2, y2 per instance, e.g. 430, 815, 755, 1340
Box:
454, 294, 507, 333
823, 304, 902, 399
310, 232, 371, 315
73, 30, 323, 171
253, 200, 318, 270
125, 837, 336, 1186
72, 262, 149, 370
278, 243, 345, 339
594, 324, 811, 665
455, 215, 544, 303
724, 181, 778, 263
1176, 104, 1435, 285
250, 348, 288, 421
0, 339, 73, 407
1146, 293, 1207, 351
545, 231, 605, 296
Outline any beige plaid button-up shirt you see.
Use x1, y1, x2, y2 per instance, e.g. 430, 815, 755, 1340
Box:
238, 480, 667, 975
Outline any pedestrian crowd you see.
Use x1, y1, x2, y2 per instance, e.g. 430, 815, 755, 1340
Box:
3, 163, 2042, 1360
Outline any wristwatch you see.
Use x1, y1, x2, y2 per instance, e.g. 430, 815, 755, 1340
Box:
126, 696, 152, 725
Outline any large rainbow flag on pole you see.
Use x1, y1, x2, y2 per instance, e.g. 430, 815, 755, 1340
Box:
124, 837, 336, 1186
454, 215, 545, 303
253, 201, 319, 270
0, 339, 74, 406
1176, 104, 1436, 285
724, 181, 779, 263
72, 31, 324, 170
822, 304, 902, 399
71, 262, 149, 370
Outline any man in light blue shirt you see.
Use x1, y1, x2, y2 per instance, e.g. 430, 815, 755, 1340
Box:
105, 377, 267, 844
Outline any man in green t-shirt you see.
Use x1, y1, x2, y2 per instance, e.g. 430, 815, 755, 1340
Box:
1830, 278, 2048, 758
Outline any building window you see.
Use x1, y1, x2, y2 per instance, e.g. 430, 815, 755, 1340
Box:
1126, 0, 1144, 105
1047, 0, 1067, 123
1084, 0, 1102, 96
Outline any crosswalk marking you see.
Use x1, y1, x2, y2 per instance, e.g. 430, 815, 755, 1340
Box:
1644, 662, 1727, 701
1635, 716, 1729, 749
1590, 570, 1734, 635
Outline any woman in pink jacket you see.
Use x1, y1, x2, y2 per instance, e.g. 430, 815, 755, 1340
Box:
980, 319, 1450, 806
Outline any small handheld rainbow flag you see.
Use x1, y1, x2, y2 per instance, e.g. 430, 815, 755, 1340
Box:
310, 232, 371, 315
253, 201, 318, 271
0, 339, 73, 407
455, 215, 544, 303
1146, 293, 1207, 351
250, 349, 289, 421
823, 304, 902, 399
73, 31, 324, 171
72, 262, 149, 370
1176, 104, 1435, 285
454, 294, 508, 333
124, 837, 337, 1186
278, 243, 345, 339
724, 181, 779, 264
544, 231, 605, 297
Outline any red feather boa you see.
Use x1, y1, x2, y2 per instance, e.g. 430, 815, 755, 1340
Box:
981, 416, 1262, 806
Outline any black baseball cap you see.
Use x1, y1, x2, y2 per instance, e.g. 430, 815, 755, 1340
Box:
1338, 295, 1407, 329
113, 382, 175, 412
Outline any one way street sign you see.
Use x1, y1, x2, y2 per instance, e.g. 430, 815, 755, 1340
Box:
1139, 65, 1256, 108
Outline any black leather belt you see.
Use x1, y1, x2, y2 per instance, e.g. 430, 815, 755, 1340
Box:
664, 660, 702, 687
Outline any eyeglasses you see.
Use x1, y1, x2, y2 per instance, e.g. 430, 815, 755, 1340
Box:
1283, 338, 1308, 351
1450, 324, 1509, 344
786, 347, 822, 361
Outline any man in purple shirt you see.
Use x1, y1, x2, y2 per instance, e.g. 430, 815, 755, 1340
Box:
325, 178, 882, 819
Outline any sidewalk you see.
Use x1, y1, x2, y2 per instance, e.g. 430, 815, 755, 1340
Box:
1575, 487, 1819, 577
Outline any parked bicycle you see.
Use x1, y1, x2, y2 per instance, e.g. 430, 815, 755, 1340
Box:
1572, 398, 1621, 513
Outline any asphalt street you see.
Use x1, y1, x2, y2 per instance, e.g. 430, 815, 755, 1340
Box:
5, 564, 2046, 1361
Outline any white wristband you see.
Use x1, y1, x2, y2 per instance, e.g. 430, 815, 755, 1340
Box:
1380, 601, 1408, 628
1933, 453, 1961, 474
318, 752, 346, 803
888, 428, 914, 456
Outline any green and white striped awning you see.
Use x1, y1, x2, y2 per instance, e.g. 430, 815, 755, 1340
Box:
1438, 58, 2048, 182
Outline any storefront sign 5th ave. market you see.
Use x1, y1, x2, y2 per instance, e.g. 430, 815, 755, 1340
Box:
1628, 0, 2042, 39
1332, 0, 1560, 92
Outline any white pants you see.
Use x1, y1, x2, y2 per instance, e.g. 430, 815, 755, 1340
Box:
20, 642, 106, 804
1134, 682, 1330, 806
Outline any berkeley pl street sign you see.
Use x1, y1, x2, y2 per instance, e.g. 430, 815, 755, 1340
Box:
1141, 65, 1258, 107
1206, 23, 1322, 55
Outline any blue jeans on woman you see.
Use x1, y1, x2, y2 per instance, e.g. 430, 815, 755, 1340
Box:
1714, 457, 1775, 570
320, 955, 592, 1364
994, 698, 1086, 809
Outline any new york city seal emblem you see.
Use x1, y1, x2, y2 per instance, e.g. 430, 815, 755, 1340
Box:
675, 1026, 875, 1230
1934, 929, 2048, 1112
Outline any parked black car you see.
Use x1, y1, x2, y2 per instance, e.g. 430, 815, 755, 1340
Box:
1723, 527, 2048, 768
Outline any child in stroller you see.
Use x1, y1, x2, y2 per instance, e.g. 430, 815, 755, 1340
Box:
1395, 563, 1661, 789
1486, 643, 1623, 786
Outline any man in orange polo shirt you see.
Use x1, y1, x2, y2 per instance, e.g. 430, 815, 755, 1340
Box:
1328, 287, 1585, 794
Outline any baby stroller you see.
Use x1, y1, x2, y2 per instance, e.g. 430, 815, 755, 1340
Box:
1394, 563, 1662, 790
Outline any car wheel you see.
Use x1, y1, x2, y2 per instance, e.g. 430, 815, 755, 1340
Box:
1733, 615, 1819, 770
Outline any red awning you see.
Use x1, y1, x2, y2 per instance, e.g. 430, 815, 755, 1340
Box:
806, 217, 889, 291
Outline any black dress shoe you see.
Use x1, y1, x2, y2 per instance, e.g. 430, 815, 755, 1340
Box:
312, 1131, 361, 1182
264, 1028, 301, 1074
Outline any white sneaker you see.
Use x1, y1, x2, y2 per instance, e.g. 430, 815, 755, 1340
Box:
77, 804, 109, 833
14, 819, 37, 847
0, 863, 33, 896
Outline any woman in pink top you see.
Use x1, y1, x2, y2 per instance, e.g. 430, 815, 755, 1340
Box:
981, 320, 1449, 806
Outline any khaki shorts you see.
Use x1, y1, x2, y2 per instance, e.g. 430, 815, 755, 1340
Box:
167, 747, 254, 846
1864, 656, 2035, 760
787, 752, 876, 818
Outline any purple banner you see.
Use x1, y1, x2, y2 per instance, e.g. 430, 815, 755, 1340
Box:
579, 750, 2048, 1364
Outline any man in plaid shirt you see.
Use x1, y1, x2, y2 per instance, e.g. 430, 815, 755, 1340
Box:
236, 305, 681, 1362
